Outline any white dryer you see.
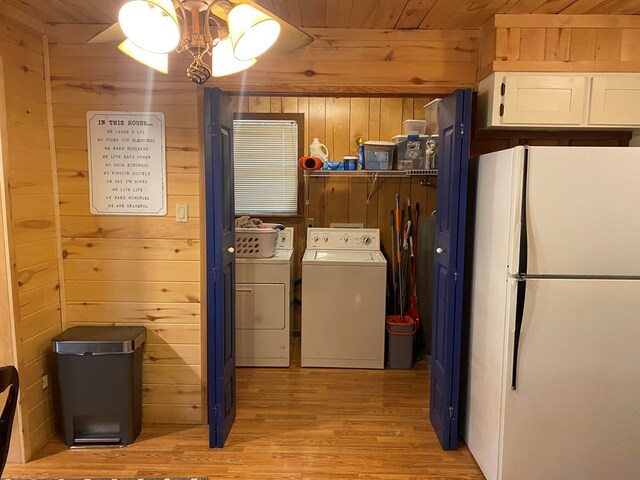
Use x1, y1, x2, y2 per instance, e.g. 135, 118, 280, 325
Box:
301, 228, 387, 369
235, 227, 294, 367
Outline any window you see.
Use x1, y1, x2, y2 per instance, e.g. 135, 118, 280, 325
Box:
233, 115, 301, 215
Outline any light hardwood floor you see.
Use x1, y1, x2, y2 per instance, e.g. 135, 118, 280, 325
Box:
4, 346, 483, 479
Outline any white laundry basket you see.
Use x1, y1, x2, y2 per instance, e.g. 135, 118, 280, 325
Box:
235, 227, 278, 258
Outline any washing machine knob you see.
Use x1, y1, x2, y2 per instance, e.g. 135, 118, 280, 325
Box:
361, 236, 372, 245
312, 236, 319, 243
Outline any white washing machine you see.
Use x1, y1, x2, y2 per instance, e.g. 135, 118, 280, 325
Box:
301, 228, 387, 369
235, 227, 294, 367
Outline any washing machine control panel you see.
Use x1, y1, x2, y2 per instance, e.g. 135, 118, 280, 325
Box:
306, 228, 380, 250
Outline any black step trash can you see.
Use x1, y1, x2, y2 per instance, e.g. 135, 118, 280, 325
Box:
52, 326, 146, 447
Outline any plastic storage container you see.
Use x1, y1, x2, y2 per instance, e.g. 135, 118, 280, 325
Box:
392, 135, 429, 170
52, 326, 146, 447
235, 227, 278, 258
364, 141, 396, 170
386, 316, 415, 369
343, 155, 358, 170
423, 99, 442, 135
402, 119, 427, 135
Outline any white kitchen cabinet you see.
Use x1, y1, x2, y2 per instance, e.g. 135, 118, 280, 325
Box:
501, 75, 587, 125
478, 73, 588, 128
478, 72, 640, 130
589, 75, 640, 126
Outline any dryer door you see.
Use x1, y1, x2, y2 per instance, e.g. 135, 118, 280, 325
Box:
236, 283, 286, 330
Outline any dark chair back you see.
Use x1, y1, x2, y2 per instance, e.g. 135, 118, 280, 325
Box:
0, 366, 19, 476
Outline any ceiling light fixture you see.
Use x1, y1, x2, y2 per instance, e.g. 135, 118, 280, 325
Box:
118, 39, 169, 73
116, 0, 281, 83
118, 0, 180, 54
210, 36, 256, 77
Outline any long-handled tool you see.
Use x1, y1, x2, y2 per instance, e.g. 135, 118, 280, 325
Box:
401, 219, 412, 319
406, 199, 413, 310
395, 194, 402, 313
390, 209, 397, 313
406, 202, 420, 328
395, 194, 401, 268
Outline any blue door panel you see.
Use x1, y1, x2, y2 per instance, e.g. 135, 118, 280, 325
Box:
429, 89, 472, 451
205, 88, 236, 448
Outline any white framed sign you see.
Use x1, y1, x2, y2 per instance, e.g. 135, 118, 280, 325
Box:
87, 111, 166, 215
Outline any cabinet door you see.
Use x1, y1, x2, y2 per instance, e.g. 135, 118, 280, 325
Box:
501, 75, 586, 126
589, 76, 640, 126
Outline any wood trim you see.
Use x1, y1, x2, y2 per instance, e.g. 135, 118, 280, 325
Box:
0, 57, 28, 464
494, 14, 640, 29
491, 60, 640, 72
305, 27, 479, 42
197, 86, 207, 425
211, 83, 473, 96
42, 35, 66, 332
46, 25, 478, 95
478, 16, 496, 39
479, 17, 640, 78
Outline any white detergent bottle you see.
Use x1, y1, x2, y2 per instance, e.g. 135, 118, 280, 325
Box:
310, 138, 329, 163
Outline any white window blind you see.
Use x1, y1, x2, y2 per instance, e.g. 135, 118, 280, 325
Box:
233, 119, 298, 214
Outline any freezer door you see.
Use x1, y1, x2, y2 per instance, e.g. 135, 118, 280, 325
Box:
523, 147, 640, 276
501, 278, 640, 480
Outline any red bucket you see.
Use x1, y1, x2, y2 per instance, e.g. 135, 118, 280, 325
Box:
385, 315, 417, 336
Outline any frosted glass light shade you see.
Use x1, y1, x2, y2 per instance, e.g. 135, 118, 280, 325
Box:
211, 37, 256, 77
228, 4, 280, 61
118, 0, 180, 54
118, 39, 169, 73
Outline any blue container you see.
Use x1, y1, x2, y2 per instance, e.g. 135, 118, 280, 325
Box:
343, 156, 358, 171
324, 161, 342, 170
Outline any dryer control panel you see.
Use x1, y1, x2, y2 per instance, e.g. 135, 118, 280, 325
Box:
306, 228, 380, 250
277, 227, 294, 250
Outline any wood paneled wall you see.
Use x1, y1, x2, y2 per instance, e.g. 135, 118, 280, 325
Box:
478, 15, 640, 79
48, 39, 205, 426
46, 24, 478, 95
0, 79, 23, 463
0, 10, 61, 461
471, 129, 631, 158
232, 95, 438, 331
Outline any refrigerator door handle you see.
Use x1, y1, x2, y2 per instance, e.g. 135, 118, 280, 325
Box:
511, 278, 526, 390
511, 148, 530, 390
518, 149, 529, 276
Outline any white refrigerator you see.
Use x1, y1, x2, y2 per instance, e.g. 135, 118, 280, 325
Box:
464, 146, 640, 480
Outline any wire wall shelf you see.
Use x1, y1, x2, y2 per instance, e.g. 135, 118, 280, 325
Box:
305, 169, 438, 177
303, 169, 437, 207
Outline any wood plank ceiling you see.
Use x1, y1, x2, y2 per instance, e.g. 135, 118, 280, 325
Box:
5, 0, 640, 28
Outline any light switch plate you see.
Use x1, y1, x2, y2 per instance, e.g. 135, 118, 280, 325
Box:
176, 203, 188, 223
